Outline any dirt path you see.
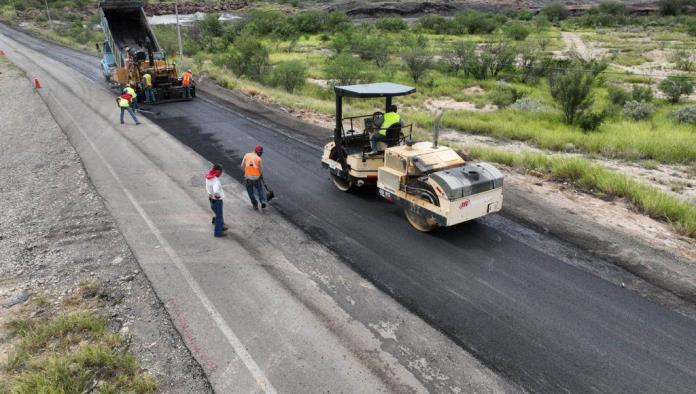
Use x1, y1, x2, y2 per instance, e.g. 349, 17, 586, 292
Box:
0, 57, 211, 392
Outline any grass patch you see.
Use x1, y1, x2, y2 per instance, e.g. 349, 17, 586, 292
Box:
466, 146, 696, 238
2, 311, 156, 393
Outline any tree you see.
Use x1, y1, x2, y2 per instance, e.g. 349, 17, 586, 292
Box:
270, 61, 307, 93
353, 33, 392, 67
503, 22, 531, 41
324, 53, 366, 85
541, 2, 569, 22
323, 11, 351, 33
293, 11, 323, 34
401, 47, 432, 83
517, 43, 550, 83
379, 17, 408, 32
485, 41, 516, 78
659, 75, 694, 103
225, 34, 270, 81
444, 41, 476, 74
549, 66, 597, 124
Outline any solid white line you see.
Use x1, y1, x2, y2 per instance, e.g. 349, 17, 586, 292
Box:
46, 90, 277, 394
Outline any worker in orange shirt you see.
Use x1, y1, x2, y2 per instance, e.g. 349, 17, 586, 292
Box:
181, 68, 193, 99
241, 145, 266, 210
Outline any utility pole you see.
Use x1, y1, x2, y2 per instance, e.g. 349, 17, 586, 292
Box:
44, 0, 53, 29
175, 0, 183, 63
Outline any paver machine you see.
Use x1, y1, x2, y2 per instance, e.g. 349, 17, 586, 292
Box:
98, 0, 194, 102
321, 82, 504, 231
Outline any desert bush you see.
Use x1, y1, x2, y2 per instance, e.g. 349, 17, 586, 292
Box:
503, 21, 531, 41
443, 41, 475, 74
353, 33, 391, 67
671, 49, 694, 71
454, 10, 505, 34
401, 47, 432, 83
549, 65, 597, 124
225, 34, 270, 81
509, 97, 549, 112
671, 105, 696, 124
597, 1, 627, 15
324, 53, 368, 85
489, 82, 526, 108
631, 85, 654, 102
688, 21, 696, 36
608, 85, 630, 106
577, 111, 606, 131
269, 60, 306, 93
659, 75, 694, 103
658, 0, 696, 16
541, 2, 569, 22
623, 100, 655, 120
516, 43, 551, 83
247, 10, 287, 35
417, 15, 454, 34
323, 11, 351, 33
379, 17, 408, 32
293, 11, 323, 34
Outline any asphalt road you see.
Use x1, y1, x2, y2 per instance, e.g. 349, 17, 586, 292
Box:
5, 24, 696, 393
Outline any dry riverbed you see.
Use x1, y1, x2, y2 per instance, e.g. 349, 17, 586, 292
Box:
0, 57, 210, 392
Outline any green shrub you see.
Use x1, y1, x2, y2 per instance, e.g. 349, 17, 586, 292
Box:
443, 40, 475, 74
577, 111, 606, 131
671, 49, 694, 71
671, 105, 696, 124
608, 85, 630, 106
353, 33, 391, 66
489, 81, 526, 108
541, 2, 569, 22
658, 0, 696, 16
323, 11, 351, 33
269, 60, 306, 93
631, 85, 654, 102
503, 21, 531, 41
324, 53, 368, 85
597, 0, 627, 15
379, 17, 408, 32
509, 97, 549, 112
293, 11, 323, 34
417, 15, 454, 34
247, 10, 287, 35
623, 100, 655, 120
688, 21, 696, 36
454, 10, 505, 34
401, 47, 432, 83
225, 33, 270, 81
659, 75, 694, 103
549, 65, 597, 124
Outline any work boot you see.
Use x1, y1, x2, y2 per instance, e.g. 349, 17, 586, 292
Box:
253, 204, 258, 210
212, 217, 215, 224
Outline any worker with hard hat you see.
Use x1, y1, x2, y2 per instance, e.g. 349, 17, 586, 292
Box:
206, 163, 228, 237
142, 72, 155, 104
125, 83, 139, 110
181, 68, 193, 99
116, 88, 140, 125
369, 104, 401, 155
241, 145, 267, 210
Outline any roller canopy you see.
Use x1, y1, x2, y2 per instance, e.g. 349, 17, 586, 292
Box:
334, 83, 416, 98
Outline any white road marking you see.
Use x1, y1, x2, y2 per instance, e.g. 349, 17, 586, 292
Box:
47, 90, 277, 394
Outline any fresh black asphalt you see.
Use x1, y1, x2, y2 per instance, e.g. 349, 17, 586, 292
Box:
4, 24, 696, 393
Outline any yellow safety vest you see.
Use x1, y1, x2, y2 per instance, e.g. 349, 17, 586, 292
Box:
143, 73, 152, 87
118, 97, 130, 108
126, 86, 137, 99
379, 112, 401, 135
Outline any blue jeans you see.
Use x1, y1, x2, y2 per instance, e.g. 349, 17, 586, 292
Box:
245, 179, 266, 207
210, 199, 225, 236
183, 86, 191, 98
370, 133, 387, 151
120, 107, 139, 124
144, 87, 156, 103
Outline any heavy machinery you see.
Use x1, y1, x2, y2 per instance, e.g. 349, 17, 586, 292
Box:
98, 0, 194, 102
321, 83, 504, 231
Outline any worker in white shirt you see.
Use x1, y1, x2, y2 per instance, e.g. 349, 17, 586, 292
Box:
205, 163, 228, 237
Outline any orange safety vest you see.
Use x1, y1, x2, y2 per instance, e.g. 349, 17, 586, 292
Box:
243, 153, 262, 178
182, 71, 192, 87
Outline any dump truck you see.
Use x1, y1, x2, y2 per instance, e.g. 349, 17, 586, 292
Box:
322, 83, 503, 232
98, 0, 194, 102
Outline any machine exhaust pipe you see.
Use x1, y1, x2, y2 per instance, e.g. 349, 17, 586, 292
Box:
433, 110, 444, 148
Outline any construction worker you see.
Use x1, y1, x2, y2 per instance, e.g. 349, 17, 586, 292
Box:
181, 68, 193, 99
125, 83, 139, 110
116, 89, 140, 125
241, 145, 266, 210
206, 163, 228, 237
142, 72, 155, 104
369, 104, 401, 154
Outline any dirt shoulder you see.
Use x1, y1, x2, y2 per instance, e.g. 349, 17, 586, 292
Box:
0, 58, 211, 392
197, 77, 696, 305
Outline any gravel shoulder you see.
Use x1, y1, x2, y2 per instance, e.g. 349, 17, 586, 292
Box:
0, 57, 211, 392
